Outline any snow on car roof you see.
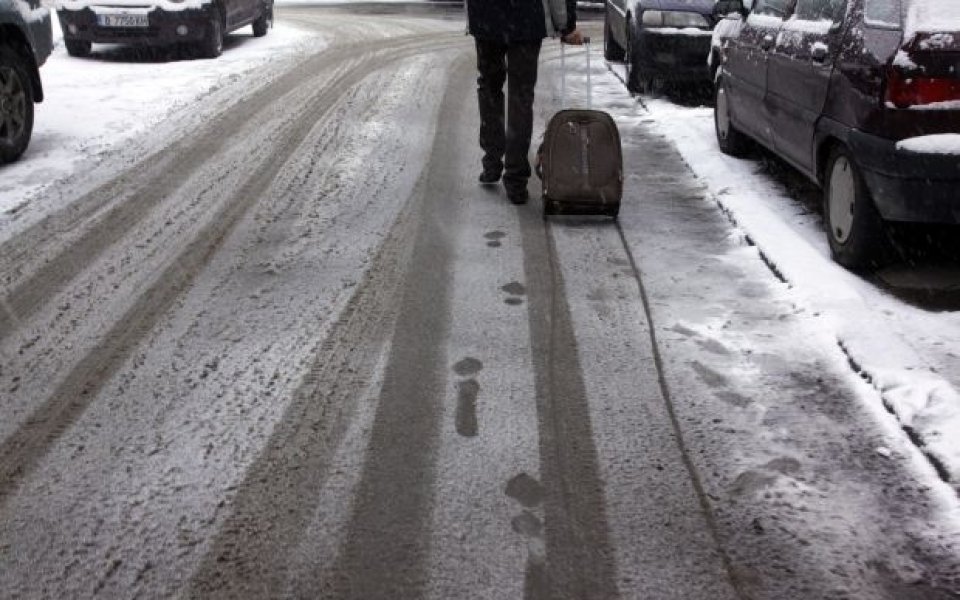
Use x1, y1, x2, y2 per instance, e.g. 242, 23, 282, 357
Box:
906, 0, 960, 34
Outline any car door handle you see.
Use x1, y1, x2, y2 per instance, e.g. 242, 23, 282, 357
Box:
760, 34, 775, 51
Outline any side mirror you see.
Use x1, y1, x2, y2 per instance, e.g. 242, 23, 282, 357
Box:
713, 0, 746, 18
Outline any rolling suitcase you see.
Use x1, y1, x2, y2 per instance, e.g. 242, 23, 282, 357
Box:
539, 37, 623, 218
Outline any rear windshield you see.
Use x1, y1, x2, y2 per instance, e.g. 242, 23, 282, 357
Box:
905, 0, 960, 34
867, 0, 960, 32
865, 0, 902, 28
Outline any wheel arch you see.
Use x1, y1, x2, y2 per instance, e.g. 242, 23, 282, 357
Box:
209, 0, 226, 28
814, 118, 852, 187
0, 25, 43, 102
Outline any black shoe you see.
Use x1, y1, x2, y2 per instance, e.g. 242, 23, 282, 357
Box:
478, 167, 502, 185
507, 187, 529, 205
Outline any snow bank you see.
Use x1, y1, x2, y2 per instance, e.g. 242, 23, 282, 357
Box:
897, 133, 960, 154
634, 94, 960, 488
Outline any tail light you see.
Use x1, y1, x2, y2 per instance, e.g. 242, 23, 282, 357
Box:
885, 67, 960, 109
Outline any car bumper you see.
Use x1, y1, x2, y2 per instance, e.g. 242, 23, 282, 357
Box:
28, 11, 55, 66
634, 29, 712, 82
849, 130, 960, 224
56, 6, 214, 45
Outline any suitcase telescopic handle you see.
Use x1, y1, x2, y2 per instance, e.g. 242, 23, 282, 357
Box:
560, 36, 592, 110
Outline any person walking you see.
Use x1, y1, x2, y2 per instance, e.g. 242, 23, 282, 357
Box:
467, 0, 582, 204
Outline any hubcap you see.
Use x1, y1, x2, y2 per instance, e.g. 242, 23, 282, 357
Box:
0, 66, 27, 144
828, 156, 856, 244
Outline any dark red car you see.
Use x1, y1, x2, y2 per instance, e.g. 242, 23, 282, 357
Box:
712, 0, 960, 269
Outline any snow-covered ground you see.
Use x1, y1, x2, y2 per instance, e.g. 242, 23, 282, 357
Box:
4, 1, 960, 494
592, 58, 960, 490
0, 11, 324, 228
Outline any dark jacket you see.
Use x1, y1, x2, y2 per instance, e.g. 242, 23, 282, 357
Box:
467, 0, 577, 45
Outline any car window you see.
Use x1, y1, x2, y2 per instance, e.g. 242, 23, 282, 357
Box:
795, 0, 846, 22
754, 0, 796, 18
865, 0, 902, 27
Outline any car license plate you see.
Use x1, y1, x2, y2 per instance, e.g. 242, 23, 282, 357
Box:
97, 14, 149, 27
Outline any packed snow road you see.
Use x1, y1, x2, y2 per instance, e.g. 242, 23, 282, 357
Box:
1, 2, 960, 599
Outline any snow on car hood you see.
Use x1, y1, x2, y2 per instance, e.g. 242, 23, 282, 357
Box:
56, 0, 211, 11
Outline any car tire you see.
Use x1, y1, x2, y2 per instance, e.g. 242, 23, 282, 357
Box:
0, 44, 35, 165
823, 146, 889, 270
252, 5, 271, 37
714, 75, 750, 157
65, 39, 92, 58
604, 11, 624, 62
625, 24, 642, 93
199, 10, 223, 58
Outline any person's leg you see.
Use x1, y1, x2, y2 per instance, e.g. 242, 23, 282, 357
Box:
475, 38, 507, 180
503, 39, 542, 200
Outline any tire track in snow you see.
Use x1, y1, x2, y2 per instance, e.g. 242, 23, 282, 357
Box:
318, 50, 473, 600
0, 33, 461, 343
183, 52, 466, 597
517, 206, 620, 600
0, 33, 466, 506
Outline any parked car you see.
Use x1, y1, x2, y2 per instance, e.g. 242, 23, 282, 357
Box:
0, 0, 52, 164
604, 0, 719, 92
712, 0, 960, 269
55, 0, 274, 59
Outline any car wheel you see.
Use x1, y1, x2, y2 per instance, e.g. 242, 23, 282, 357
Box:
714, 75, 750, 157
824, 146, 889, 270
604, 11, 624, 62
0, 44, 34, 165
65, 39, 92, 58
252, 5, 272, 37
199, 10, 223, 58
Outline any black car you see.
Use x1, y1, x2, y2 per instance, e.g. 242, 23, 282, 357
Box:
604, 0, 718, 92
713, 0, 960, 269
55, 0, 274, 59
0, 0, 52, 163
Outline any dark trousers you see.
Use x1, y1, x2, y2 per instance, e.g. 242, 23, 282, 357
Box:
475, 38, 542, 192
